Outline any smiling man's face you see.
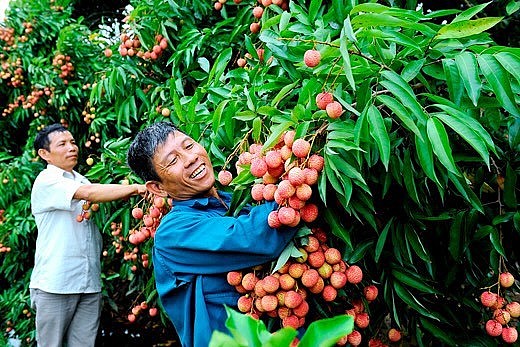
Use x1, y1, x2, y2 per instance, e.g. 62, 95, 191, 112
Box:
151, 131, 216, 200
38, 130, 78, 172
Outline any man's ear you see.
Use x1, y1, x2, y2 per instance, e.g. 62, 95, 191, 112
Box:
37, 148, 49, 161
146, 181, 168, 197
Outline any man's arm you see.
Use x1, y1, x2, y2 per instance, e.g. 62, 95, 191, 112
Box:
73, 183, 147, 203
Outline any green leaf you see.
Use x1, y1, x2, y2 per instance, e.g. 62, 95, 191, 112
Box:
435, 17, 503, 40
514, 212, 520, 231
432, 113, 490, 167
271, 80, 299, 108
374, 217, 393, 263
299, 315, 354, 347
405, 227, 431, 262
448, 212, 464, 261
351, 13, 436, 36
454, 52, 482, 106
432, 103, 495, 154
339, 23, 356, 91
419, 318, 457, 345
448, 173, 484, 213
394, 282, 439, 320
442, 59, 464, 105
209, 331, 241, 347
392, 268, 440, 294
477, 54, 520, 117
403, 149, 420, 204
401, 58, 425, 82
207, 48, 233, 86
426, 118, 459, 176
308, 0, 322, 23
324, 209, 352, 249
494, 51, 520, 86
367, 105, 390, 171
452, 2, 492, 22
506, 0, 520, 15
342, 16, 357, 43
377, 95, 422, 139
223, 306, 265, 346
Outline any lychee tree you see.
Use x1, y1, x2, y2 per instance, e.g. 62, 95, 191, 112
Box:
0, 0, 519, 346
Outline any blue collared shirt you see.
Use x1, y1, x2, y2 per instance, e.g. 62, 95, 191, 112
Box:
153, 192, 297, 347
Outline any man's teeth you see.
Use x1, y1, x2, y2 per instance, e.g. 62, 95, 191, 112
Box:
190, 165, 205, 179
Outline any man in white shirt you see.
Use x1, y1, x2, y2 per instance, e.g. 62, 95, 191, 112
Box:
30, 123, 146, 347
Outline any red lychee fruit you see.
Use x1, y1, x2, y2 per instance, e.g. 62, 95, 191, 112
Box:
307, 154, 324, 172
322, 285, 337, 302
268, 210, 281, 228
307, 250, 325, 268
250, 157, 268, 177
304, 235, 320, 253
288, 263, 306, 278
292, 139, 311, 158
252, 6, 264, 18
250, 22, 261, 33
251, 183, 265, 201
326, 101, 344, 119
285, 290, 304, 309
309, 277, 325, 294
237, 295, 253, 312
295, 184, 312, 201
303, 167, 319, 185
506, 301, 520, 318
265, 150, 283, 168
330, 271, 347, 289
242, 272, 259, 291
502, 327, 518, 344
218, 170, 233, 186
485, 319, 503, 337
303, 49, 321, 68
324, 247, 342, 265
346, 265, 363, 284
277, 179, 296, 199
364, 285, 379, 302
480, 291, 497, 308
284, 130, 296, 148
280, 145, 292, 160
279, 273, 296, 290
288, 196, 305, 210
300, 203, 319, 223
293, 300, 309, 318
227, 271, 242, 286
388, 328, 402, 342
262, 275, 280, 293
355, 312, 370, 329
278, 206, 297, 225
316, 92, 334, 110
500, 272, 515, 288
261, 295, 278, 312
237, 58, 246, 67
288, 167, 305, 186
282, 315, 300, 329
347, 330, 362, 346
318, 262, 333, 279
493, 308, 511, 325
254, 280, 267, 297
301, 269, 320, 288
263, 184, 277, 201
132, 207, 144, 219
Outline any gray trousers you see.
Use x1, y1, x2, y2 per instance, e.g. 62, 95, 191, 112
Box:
30, 289, 102, 347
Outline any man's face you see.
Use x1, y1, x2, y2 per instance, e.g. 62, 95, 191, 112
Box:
151, 130, 215, 200
38, 131, 78, 172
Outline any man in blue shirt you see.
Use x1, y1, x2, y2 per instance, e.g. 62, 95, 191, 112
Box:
127, 121, 297, 347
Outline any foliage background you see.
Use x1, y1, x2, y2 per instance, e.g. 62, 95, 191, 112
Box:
0, 0, 519, 346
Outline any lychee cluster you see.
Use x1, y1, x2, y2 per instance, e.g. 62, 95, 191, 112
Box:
85, 132, 101, 148
127, 301, 158, 323
118, 33, 168, 61
1, 57, 24, 88
218, 130, 324, 228
82, 102, 96, 125
0, 27, 15, 49
0, 242, 11, 253
480, 272, 518, 344
76, 200, 99, 222
52, 53, 74, 84
316, 91, 344, 119
129, 196, 172, 245
227, 227, 373, 336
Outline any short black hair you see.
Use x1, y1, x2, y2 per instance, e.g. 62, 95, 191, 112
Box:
34, 123, 69, 152
127, 121, 179, 182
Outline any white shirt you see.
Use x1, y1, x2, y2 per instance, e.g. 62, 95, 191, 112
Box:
30, 164, 102, 294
